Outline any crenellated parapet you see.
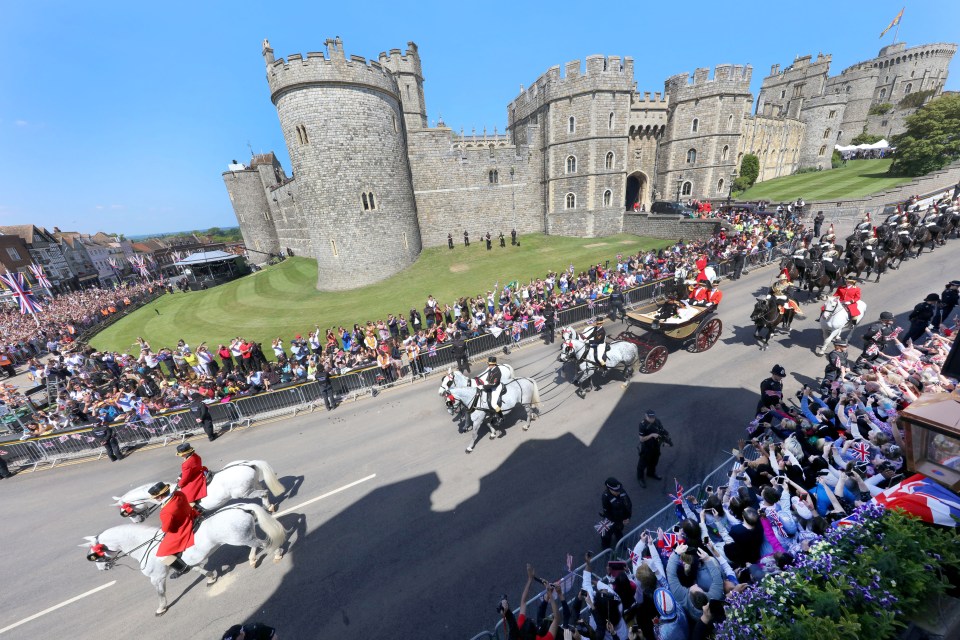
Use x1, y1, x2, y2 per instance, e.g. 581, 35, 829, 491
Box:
665, 64, 753, 101
264, 36, 400, 105
377, 42, 423, 79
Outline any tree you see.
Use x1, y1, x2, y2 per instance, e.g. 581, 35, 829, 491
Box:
733, 153, 760, 191
850, 132, 882, 146
868, 102, 893, 116
890, 94, 960, 176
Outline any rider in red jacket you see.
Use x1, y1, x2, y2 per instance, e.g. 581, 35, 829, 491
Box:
833, 278, 862, 318
176, 443, 208, 508
149, 481, 197, 577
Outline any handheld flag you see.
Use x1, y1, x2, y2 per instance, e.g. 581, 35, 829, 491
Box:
28, 264, 52, 289
851, 441, 871, 462
880, 7, 904, 38
0, 271, 43, 316
594, 518, 613, 536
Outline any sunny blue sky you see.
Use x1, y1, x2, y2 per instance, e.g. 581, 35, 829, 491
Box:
1, 1, 957, 236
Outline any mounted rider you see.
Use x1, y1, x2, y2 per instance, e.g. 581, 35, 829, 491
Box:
833, 277, 862, 319
583, 317, 608, 368
176, 443, 209, 514
853, 213, 873, 240
482, 356, 505, 419
819, 224, 837, 252
149, 481, 198, 578
767, 273, 803, 317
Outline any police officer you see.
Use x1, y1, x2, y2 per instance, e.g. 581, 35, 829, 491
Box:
609, 285, 626, 321
823, 340, 849, 391
315, 365, 335, 411
189, 393, 217, 441
499, 231, 505, 248
935, 281, 959, 329
482, 356, 503, 420
905, 293, 939, 343
463, 230, 470, 247
599, 478, 632, 550
756, 364, 786, 415
91, 420, 122, 462
813, 211, 824, 237
450, 330, 470, 373
511, 228, 517, 246
543, 300, 557, 344
447, 233, 454, 250
584, 318, 607, 368
854, 311, 898, 371
637, 410, 672, 488
485, 232, 492, 250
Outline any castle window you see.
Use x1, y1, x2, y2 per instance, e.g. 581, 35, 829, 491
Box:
686, 148, 697, 164
565, 193, 576, 209
605, 152, 614, 169
489, 144, 495, 158
568, 116, 576, 134
295, 124, 309, 145
780, 90, 786, 99
846, 86, 852, 93
262, 211, 271, 221
720, 145, 729, 162
793, 83, 804, 98
489, 169, 499, 184
881, 119, 889, 127
330, 239, 339, 258
566, 155, 577, 174
368, 192, 376, 210
603, 190, 612, 207
691, 118, 699, 133
879, 88, 887, 100
608, 113, 615, 131
362, 193, 370, 211
728, 114, 734, 131
717, 178, 725, 195
392, 114, 398, 133
681, 181, 692, 196
822, 128, 831, 140
828, 110, 836, 118
837, 130, 842, 141
818, 145, 826, 157
904, 83, 913, 94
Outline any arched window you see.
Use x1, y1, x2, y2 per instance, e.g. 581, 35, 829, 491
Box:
720, 145, 729, 162
818, 145, 827, 157
605, 152, 614, 169
823, 128, 831, 140
296, 124, 309, 145
609, 113, 615, 131
686, 148, 697, 164
691, 118, 699, 133
330, 239, 339, 258
489, 170, 499, 184
392, 114, 398, 133
568, 116, 576, 134
367, 192, 376, 210
717, 178, 725, 194
681, 181, 692, 196
361, 193, 369, 210
603, 190, 612, 207
727, 114, 734, 131
566, 155, 577, 174
565, 193, 576, 209
904, 83, 913, 94
879, 88, 887, 100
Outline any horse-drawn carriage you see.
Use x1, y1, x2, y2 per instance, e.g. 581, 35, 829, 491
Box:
614, 298, 723, 373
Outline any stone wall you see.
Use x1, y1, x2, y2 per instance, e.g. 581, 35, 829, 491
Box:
622, 213, 726, 241
741, 113, 805, 181
546, 209, 623, 237
223, 167, 280, 263
797, 95, 847, 170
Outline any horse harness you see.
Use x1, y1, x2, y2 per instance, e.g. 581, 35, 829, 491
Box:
87, 531, 163, 571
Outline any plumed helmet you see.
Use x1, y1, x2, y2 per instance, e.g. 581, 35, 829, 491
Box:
653, 587, 678, 621
148, 482, 170, 498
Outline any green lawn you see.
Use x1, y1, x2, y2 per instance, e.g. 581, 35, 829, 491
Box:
738, 159, 913, 201
90, 233, 671, 354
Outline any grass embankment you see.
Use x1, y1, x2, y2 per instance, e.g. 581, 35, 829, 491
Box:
91, 233, 671, 353
738, 159, 912, 201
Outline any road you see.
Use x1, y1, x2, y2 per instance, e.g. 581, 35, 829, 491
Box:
0, 240, 956, 640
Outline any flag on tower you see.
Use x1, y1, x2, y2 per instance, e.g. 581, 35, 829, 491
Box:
880, 7, 904, 38
0, 271, 43, 315
28, 264, 52, 289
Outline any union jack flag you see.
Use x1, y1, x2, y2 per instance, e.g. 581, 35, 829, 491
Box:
534, 316, 545, 332
851, 441, 871, 462
657, 528, 680, 552
0, 271, 42, 315
594, 517, 614, 535
671, 479, 685, 505
28, 263, 52, 289
172, 251, 183, 262
628, 548, 641, 567
107, 257, 120, 270
767, 509, 787, 538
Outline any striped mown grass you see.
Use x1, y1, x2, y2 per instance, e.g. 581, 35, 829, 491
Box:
738, 159, 911, 202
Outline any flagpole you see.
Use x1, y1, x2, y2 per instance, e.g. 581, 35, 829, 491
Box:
893, 16, 901, 44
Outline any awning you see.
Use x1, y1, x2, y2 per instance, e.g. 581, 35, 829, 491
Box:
173, 250, 239, 266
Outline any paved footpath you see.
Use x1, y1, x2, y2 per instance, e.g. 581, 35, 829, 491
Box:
0, 242, 956, 640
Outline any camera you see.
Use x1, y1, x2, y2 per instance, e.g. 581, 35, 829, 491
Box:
496, 595, 508, 614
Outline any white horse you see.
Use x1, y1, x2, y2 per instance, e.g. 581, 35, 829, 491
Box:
558, 327, 639, 397
114, 460, 285, 521
438, 365, 515, 417
817, 297, 867, 355
445, 378, 541, 453
83, 503, 286, 616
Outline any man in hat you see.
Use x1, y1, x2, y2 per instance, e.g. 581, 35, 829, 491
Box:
583, 318, 608, 368
481, 357, 504, 418
149, 481, 197, 578
652, 587, 689, 640
637, 410, 672, 488
756, 365, 786, 415
905, 293, 939, 343
176, 443, 208, 510
688, 280, 709, 306
705, 280, 723, 308
91, 420, 122, 462
823, 340, 849, 389
221, 622, 278, 640
855, 311, 899, 371
599, 477, 632, 550
935, 281, 959, 330
189, 392, 217, 441
832, 277, 862, 319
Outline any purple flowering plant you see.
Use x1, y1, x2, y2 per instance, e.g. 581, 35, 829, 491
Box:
716, 503, 960, 640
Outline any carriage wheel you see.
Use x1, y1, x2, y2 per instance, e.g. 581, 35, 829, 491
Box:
692, 318, 722, 352
642, 345, 668, 374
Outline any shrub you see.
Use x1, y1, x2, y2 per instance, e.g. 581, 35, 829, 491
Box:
850, 133, 883, 146
739, 154, 760, 188
831, 150, 843, 169
868, 103, 894, 116
899, 89, 936, 110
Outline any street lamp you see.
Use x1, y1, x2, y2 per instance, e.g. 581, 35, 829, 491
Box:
675, 174, 684, 202
727, 170, 738, 210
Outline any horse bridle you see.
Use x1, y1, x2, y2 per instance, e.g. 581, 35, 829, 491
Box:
86, 532, 160, 570
119, 497, 159, 520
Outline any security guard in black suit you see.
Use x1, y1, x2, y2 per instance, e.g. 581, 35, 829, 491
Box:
599, 477, 632, 550
609, 286, 626, 322
450, 330, 470, 373
905, 293, 939, 343
936, 281, 959, 329
854, 311, 897, 371
91, 421, 122, 461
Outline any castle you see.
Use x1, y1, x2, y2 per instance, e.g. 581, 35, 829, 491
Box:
224, 37, 955, 291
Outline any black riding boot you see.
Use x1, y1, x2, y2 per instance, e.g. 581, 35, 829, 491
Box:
169, 557, 191, 579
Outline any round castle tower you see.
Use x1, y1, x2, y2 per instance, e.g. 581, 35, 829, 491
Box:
263, 37, 422, 291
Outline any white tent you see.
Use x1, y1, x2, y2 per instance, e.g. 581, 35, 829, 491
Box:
867, 139, 890, 149
835, 144, 857, 152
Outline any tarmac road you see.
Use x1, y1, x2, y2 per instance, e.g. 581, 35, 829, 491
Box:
0, 239, 956, 640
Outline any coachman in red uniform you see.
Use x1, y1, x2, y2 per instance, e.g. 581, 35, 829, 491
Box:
148, 481, 197, 578
176, 443, 208, 507
833, 277, 862, 319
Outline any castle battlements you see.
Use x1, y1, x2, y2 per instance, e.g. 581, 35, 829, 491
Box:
377, 42, 423, 77
631, 91, 668, 106
264, 37, 400, 104
665, 64, 752, 101
508, 55, 635, 119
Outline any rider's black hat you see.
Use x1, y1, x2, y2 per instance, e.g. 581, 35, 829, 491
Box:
176, 443, 195, 457
487, 356, 497, 365
605, 477, 622, 491
833, 339, 848, 347
148, 481, 170, 498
